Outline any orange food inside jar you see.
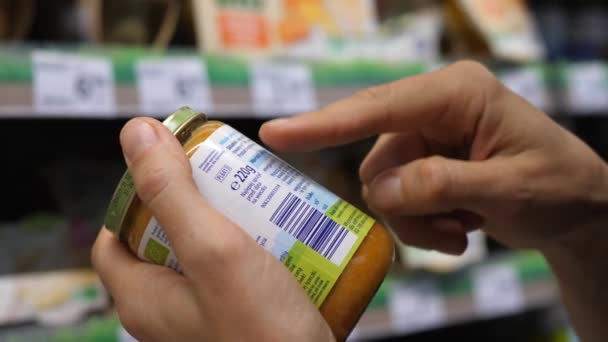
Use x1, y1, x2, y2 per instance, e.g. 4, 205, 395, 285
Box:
105, 108, 394, 341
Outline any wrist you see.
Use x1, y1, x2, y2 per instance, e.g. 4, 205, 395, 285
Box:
541, 163, 608, 265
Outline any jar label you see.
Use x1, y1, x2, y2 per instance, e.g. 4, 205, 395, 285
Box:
137, 124, 375, 306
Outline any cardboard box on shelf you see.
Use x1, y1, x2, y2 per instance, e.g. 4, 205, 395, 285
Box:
0, 270, 108, 326
191, 0, 378, 55
83, 0, 180, 48
445, 0, 545, 61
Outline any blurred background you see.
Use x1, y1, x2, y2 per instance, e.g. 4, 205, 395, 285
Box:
0, 0, 605, 340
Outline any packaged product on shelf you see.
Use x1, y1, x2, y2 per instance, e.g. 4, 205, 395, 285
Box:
398, 231, 487, 273
0, 215, 71, 275
28, 0, 88, 42
277, 0, 378, 45
191, 0, 282, 55
445, 0, 545, 61
105, 107, 395, 340
0, 0, 32, 41
28, 0, 179, 46
84, 0, 180, 48
191, 0, 378, 55
0, 270, 108, 326
281, 1, 442, 61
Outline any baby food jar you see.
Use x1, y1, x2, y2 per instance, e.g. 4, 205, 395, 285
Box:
105, 107, 394, 340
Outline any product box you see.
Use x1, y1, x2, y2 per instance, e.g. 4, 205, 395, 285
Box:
192, 0, 281, 54
83, 0, 180, 48
0, 270, 108, 326
449, 0, 545, 61
191, 0, 378, 55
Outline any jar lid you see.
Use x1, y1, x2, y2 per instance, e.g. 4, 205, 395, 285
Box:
104, 107, 207, 236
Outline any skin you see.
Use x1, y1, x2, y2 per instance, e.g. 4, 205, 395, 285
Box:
93, 61, 608, 341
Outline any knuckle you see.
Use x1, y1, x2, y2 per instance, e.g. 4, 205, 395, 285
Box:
448, 60, 500, 92
356, 83, 394, 105
450, 60, 494, 80
506, 183, 536, 219
417, 157, 451, 204
203, 230, 251, 267
442, 61, 504, 117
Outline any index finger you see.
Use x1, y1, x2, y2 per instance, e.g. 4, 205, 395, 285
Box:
259, 61, 501, 152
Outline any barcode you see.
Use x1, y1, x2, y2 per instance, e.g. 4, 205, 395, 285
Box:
270, 193, 356, 265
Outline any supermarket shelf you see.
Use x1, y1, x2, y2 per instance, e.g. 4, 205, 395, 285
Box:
0, 251, 557, 342
0, 46, 607, 118
0, 84, 364, 118
0, 46, 424, 118
351, 251, 558, 340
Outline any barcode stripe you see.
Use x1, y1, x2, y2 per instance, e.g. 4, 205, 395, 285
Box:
310, 219, 329, 251
310, 217, 332, 248
330, 229, 348, 259
304, 215, 324, 245
327, 228, 345, 260
325, 228, 340, 259
270, 194, 291, 223
286, 201, 306, 233
278, 196, 299, 227
289, 203, 308, 234
314, 221, 336, 252
270, 192, 354, 264
319, 224, 338, 255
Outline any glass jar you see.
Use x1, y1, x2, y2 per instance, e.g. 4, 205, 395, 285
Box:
105, 107, 394, 340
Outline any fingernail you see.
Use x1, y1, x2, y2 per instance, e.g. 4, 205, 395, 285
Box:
369, 171, 403, 210
121, 119, 158, 162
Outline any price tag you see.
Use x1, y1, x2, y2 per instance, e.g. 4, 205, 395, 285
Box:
500, 68, 549, 111
388, 280, 445, 334
565, 62, 608, 113
33, 51, 116, 116
345, 326, 362, 342
250, 62, 317, 116
118, 325, 139, 342
0, 278, 17, 322
473, 263, 524, 318
136, 58, 213, 116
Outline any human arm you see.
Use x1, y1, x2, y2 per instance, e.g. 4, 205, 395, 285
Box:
260, 61, 608, 341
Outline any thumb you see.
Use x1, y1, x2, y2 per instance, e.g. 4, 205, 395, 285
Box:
365, 156, 501, 216
119, 117, 247, 276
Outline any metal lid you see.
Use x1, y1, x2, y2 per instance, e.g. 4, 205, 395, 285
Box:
104, 107, 207, 235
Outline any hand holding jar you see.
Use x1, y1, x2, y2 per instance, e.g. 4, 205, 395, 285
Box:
92, 116, 337, 341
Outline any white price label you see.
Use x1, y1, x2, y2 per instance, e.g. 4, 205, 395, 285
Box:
33, 51, 116, 116
0, 278, 18, 322
566, 62, 608, 113
136, 58, 213, 115
501, 68, 549, 111
250, 62, 317, 116
473, 263, 524, 318
389, 281, 445, 334
345, 326, 362, 342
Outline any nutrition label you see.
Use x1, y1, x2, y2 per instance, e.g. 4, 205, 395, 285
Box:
137, 124, 374, 306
